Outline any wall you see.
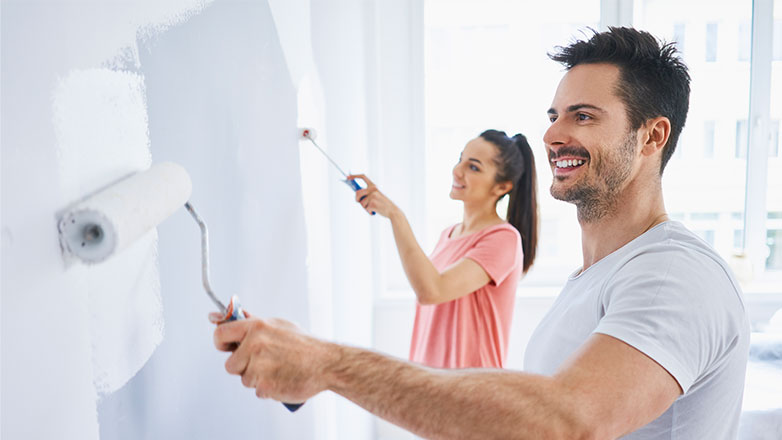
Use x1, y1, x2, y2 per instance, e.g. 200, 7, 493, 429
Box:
1, 0, 313, 438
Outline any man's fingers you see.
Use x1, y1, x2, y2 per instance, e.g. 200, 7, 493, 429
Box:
213, 319, 251, 352
240, 369, 256, 388
208, 312, 224, 323
224, 326, 259, 375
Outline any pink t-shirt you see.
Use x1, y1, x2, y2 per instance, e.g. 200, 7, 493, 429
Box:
409, 222, 523, 369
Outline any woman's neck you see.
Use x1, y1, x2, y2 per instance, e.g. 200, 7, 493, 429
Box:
457, 202, 503, 236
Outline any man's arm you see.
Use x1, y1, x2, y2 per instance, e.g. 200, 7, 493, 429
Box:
214, 319, 681, 439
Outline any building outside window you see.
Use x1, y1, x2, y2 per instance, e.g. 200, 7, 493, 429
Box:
768, 212, 782, 270
736, 119, 749, 158
775, 19, 782, 60
706, 22, 719, 62
739, 21, 752, 61
704, 120, 716, 158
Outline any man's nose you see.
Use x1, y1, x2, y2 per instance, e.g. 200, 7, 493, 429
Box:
543, 116, 571, 150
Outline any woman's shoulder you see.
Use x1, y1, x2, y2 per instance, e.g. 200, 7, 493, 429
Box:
440, 222, 519, 244
478, 222, 520, 240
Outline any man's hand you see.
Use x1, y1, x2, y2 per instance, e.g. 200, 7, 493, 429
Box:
213, 315, 339, 403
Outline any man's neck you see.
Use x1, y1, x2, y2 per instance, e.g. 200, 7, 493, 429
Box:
578, 186, 667, 272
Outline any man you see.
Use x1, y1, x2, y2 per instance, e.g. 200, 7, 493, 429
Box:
214, 27, 749, 439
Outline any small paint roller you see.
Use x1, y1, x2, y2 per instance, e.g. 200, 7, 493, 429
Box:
57, 162, 303, 412
299, 127, 363, 191
299, 128, 373, 215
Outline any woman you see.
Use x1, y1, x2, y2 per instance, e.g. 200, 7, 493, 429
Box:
348, 129, 538, 369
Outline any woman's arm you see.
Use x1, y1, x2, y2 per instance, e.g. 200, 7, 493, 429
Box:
348, 174, 490, 305
387, 208, 490, 304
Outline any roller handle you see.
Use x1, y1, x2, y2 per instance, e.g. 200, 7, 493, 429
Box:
222, 297, 305, 413
346, 179, 375, 216
344, 178, 362, 191
283, 402, 305, 412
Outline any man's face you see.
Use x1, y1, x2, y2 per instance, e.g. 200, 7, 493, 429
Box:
543, 63, 639, 222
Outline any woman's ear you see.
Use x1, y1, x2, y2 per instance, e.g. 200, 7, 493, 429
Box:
493, 181, 513, 198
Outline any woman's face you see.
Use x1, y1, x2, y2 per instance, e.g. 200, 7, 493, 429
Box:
450, 137, 509, 203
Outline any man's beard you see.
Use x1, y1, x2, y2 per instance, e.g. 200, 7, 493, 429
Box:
550, 131, 637, 223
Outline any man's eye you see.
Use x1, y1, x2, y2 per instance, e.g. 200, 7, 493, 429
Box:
549, 116, 557, 123
577, 113, 591, 121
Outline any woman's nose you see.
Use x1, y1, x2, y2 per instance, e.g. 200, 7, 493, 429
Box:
453, 162, 464, 178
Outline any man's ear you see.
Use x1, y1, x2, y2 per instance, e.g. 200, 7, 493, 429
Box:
641, 116, 671, 157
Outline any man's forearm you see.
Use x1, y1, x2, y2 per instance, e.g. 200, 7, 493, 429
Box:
324, 344, 587, 440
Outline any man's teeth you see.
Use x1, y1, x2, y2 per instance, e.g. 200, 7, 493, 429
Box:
555, 159, 585, 168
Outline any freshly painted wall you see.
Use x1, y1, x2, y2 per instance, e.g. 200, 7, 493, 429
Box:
1, 0, 312, 438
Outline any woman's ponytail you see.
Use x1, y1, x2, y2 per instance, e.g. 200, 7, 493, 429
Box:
480, 130, 539, 274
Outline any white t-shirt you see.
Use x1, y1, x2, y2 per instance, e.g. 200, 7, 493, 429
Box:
524, 221, 749, 439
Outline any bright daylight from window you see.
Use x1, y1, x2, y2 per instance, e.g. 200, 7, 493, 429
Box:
423, 0, 781, 297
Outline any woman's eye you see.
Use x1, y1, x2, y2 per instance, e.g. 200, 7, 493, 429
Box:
470, 165, 479, 172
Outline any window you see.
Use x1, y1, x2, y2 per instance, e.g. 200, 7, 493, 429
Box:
739, 21, 752, 61
692, 212, 720, 221
736, 119, 748, 158
704, 120, 716, 158
767, 0, 782, 273
422, 0, 779, 296
424, 0, 600, 289
673, 23, 686, 54
636, 1, 751, 242
775, 19, 782, 60
768, 229, 782, 270
735, 228, 744, 249
706, 22, 719, 62
767, 213, 782, 270
697, 229, 717, 246
688, 212, 719, 249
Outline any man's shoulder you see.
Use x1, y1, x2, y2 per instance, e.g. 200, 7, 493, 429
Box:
607, 221, 745, 309
624, 221, 729, 270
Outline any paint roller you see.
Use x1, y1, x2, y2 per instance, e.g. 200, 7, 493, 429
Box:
57, 162, 304, 412
299, 128, 365, 191
299, 128, 373, 214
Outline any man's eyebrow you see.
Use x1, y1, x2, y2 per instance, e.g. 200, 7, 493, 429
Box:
547, 103, 606, 115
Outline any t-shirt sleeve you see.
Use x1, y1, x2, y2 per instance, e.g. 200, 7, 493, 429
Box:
463, 227, 522, 286
593, 245, 745, 393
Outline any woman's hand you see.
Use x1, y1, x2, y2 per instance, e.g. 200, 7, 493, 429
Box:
347, 174, 400, 219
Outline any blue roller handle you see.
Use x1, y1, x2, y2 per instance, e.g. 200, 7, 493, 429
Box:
345, 178, 375, 215
226, 302, 304, 413
345, 178, 362, 191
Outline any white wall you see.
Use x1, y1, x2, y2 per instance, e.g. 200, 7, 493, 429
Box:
1, 0, 313, 438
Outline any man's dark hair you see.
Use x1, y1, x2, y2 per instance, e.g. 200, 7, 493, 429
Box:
549, 27, 690, 175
